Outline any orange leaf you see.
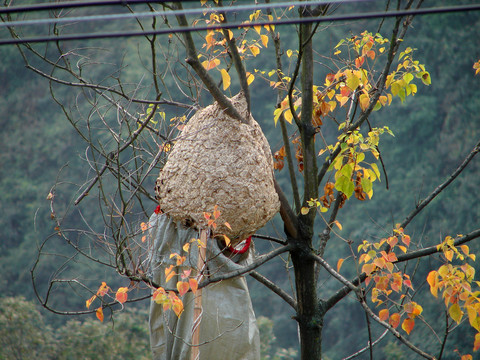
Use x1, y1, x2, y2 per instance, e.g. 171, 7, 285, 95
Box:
402, 234, 411, 247
165, 266, 176, 283
176, 256, 186, 266
86, 295, 96, 309
177, 281, 190, 297
337, 258, 345, 272
213, 205, 221, 220
402, 317, 415, 335
427, 271, 438, 297
115, 287, 129, 304
224, 222, 232, 230
172, 300, 184, 317
96, 282, 109, 297
366, 50, 375, 60
362, 263, 376, 276
355, 56, 365, 68
379, 308, 389, 321
96, 307, 104, 322
189, 278, 199, 294
474, 333, 480, 352
389, 313, 400, 328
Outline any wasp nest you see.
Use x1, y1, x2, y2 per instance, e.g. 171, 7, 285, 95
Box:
155, 92, 280, 243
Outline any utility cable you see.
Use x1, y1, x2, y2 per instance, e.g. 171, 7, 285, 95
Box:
1, 3, 479, 46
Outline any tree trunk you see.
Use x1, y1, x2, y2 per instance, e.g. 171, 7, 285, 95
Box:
292, 250, 323, 359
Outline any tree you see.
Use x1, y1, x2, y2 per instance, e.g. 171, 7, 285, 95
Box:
0, 297, 56, 360
3, 1, 480, 359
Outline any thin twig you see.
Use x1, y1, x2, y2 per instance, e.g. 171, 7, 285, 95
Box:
250, 271, 297, 309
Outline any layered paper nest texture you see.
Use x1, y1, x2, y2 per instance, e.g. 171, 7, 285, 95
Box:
156, 93, 280, 243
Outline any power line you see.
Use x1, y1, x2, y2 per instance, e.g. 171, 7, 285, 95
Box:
0, 0, 167, 14
0, 0, 362, 29
1, 3, 479, 46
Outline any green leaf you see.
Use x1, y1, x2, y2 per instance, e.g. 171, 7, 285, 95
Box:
339, 163, 354, 180
335, 176, 354, 199
391, 82, 400, 97
335, 39, 345, 49
449, 303, 463, 324
361, 177, 373, 194
421, 71, 431, 85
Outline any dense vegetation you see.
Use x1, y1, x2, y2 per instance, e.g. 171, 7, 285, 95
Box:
1, 1, 479, 359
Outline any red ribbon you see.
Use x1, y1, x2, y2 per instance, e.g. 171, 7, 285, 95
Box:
228, 236, 252, 254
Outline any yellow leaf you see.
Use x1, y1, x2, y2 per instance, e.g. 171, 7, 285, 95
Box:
250, 45, 260, 56
201, 58, 220, 70
264, 15, 275, 32
359, 93, 370, 111
254, 25, 261, 34
219, 68, 231, 90
273, 108, 283, 126
261, 34, 269, 47
182, 242, 190, 252
246, 72, 255, 85
223, 234, 231, 247
445, 249, 454, 262
337, 258, 345, 272
284, 109, 293, 124
300, 207, 309, 215
467, 305, 480, 331
286, 49, 293, 58
346, 72, 360, 91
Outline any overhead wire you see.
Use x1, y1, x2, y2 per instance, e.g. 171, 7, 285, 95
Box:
0, 0, 365, 28
0, 1, 479, 46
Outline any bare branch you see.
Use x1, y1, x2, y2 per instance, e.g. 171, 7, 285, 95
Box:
199, 243, 294, 288
401, 140, 480, 229
250, 271, 297, 310
172, 2, 247, 124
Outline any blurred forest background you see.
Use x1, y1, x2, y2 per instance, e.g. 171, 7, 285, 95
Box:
1, 0, 479, 359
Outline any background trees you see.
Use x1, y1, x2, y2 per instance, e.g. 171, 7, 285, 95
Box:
1, 0, 480, 359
